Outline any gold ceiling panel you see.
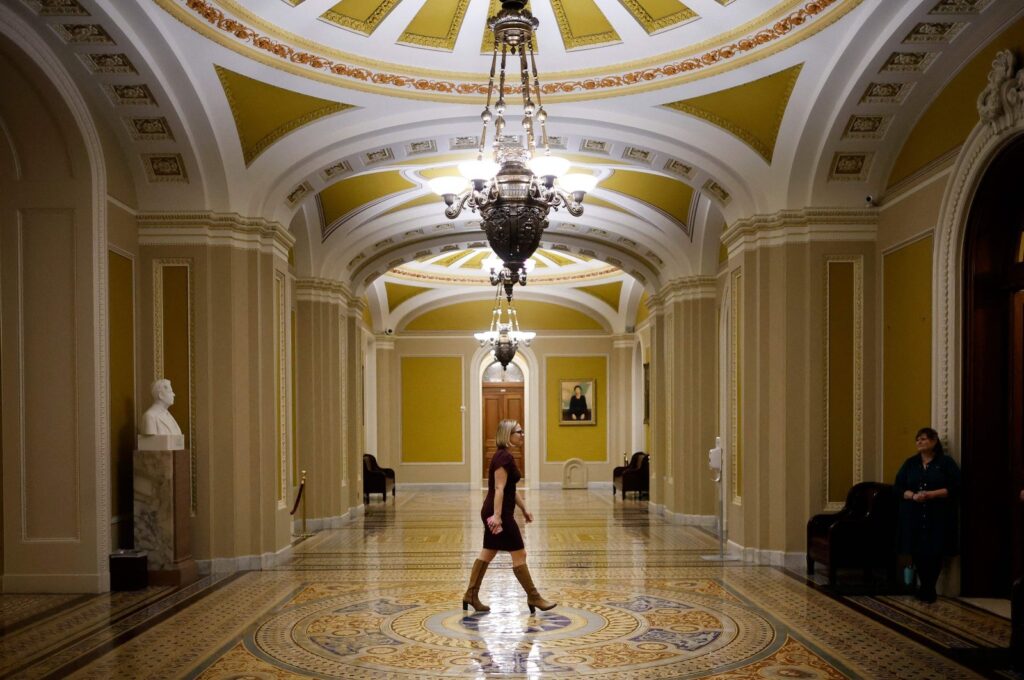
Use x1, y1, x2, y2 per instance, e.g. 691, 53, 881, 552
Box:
481, 0, 538, 53
663, 63, 803, 163
618, 0, 698, 35
405, 299, 604, 331
577, 281, 623, 311
399, 0, 471, 51
538, 249, 577, 267
599, 170, 694, 228
321, 0, 400, 36
381, 193, 438, 216
459, 250, 491, 270
318, 171, 416, 237
385, 281, 431, 312
215, 66, 354, 165
550, 0, 621, 51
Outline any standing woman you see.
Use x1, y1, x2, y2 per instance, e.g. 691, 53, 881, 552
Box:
462, 419, 556, 614
894, 427, 961, 603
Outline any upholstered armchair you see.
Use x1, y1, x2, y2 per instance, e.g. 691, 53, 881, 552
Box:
806, 481, 898, 586
363, 454, 395, 503
613, 452, 649, 499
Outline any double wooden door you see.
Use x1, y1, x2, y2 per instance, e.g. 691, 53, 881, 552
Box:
482, 383, 524, 479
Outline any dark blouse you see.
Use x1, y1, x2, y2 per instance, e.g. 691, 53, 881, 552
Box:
569, 394, 588, 419
894, 453, 961, 556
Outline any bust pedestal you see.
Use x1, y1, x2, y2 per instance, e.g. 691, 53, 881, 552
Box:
133, 446, 197, 586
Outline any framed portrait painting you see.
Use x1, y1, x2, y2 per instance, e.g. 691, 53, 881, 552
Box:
560, 379, 596, 425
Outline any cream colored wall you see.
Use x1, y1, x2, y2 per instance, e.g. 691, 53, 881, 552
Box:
0, 33, 109, 591
374, 334, 630, 486
138, 224, 295, 568
717, 214, 878, 559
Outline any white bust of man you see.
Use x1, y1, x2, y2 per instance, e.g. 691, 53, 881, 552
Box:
141, 378, 183, 436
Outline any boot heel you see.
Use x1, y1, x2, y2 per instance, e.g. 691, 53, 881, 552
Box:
462, 601, 469, 611
528, 604, 536, 614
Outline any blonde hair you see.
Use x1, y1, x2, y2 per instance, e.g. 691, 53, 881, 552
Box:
495, 419, 519, 448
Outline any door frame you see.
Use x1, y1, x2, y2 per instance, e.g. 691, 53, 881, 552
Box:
469, 345, 539, 488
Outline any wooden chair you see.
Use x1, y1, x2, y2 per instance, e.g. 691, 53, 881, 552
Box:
613, 452, 649, 499
806, 481, 897, 586
363, 454, 395, 503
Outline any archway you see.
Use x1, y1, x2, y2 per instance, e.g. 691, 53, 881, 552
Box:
960, 135, 1024, 597
481, 360, 526, 480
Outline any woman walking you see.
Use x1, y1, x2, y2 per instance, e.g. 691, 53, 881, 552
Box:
463, 419, 556, 614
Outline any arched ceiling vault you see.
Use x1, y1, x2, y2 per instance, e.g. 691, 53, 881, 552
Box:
9, 0, 1017, 290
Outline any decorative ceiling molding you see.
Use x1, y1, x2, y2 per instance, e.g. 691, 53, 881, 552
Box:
617, 0, 698, 36
549, 0, 621, 51
158, 0, 859, 102
319, 0, 399, 36
397, 0, 471, 51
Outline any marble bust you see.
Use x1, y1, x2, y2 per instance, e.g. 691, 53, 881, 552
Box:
138, 379, 184, 450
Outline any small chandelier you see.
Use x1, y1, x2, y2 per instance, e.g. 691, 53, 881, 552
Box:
474, 288, 535, 369
430, 0, 597, 293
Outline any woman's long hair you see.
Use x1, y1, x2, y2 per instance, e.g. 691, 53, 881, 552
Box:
496, 419, 519, 448
916, 427, 945, 456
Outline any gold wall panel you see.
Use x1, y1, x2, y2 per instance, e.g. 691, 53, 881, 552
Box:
398, 0, 471, 51
826, 262, 854, 505
401, 357, 463, 463
882, 237, 932, 482
545, 356, 607, 461
108, 250, 135, 548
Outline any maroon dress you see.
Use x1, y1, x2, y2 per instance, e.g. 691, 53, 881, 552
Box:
481, 447, 524, 551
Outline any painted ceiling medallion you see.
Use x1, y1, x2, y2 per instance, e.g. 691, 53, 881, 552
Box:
160, 0, 855, 102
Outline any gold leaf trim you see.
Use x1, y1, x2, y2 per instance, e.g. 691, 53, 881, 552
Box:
165, 0, 854, 102
549, 0, 621, 51
398, 0, 471, 51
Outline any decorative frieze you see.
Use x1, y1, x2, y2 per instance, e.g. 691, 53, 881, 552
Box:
106, 84, 158, 106
138, 212, 296, 259
286, 181, 313, 206
405, 140, 436, 155
580, 139, 611, 154
703, 179, 731, 205
78, 53, 136, 74
664, 159, 695, 178
860, 82, 912, 104
903, 22, 965, 44
842, 115, 890, 140
52, 23, 112, 43
320, 160, 351, 180
363, 147, 394, 164
623, 146, 654, 164
124, 117, 173, 141
929, 0, 991, 14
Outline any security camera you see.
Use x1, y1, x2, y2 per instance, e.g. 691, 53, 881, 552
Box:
865, 195, 876, 207
385, 328, 394, 336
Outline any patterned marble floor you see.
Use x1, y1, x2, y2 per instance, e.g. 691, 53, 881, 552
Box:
0, 489, 1017, 679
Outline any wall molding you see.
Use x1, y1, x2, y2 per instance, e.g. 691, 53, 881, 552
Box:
822, 256, 864, 511
138, 212, 295, 260
934, 49, 1024, 457
295, 277, 354, 306
723, 208, 877, 259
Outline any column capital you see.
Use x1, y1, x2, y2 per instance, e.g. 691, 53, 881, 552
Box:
138, 211, 295, 261
656, 276, 717, 306
722, 208, 877, 259
295, 278, 354, 306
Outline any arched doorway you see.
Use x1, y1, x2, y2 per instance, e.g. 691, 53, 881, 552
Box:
481, 360, 525, 480
961, 135, 1024, 597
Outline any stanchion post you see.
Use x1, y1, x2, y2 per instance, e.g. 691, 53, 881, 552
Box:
301, 469, 308, 536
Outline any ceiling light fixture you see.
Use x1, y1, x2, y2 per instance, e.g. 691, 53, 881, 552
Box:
474, 287, 535, 369
429, 0, 597, 299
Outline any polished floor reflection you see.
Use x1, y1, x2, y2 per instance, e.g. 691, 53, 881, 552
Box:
0, 489, 1015, 678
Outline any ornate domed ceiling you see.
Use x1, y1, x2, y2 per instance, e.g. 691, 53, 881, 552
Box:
158, 0, 857, 101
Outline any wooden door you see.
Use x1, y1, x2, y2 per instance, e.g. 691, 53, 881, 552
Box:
1011, 289, 1024, 583
482, 383, 524, 478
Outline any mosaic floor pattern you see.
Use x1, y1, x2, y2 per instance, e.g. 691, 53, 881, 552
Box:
0, 489, 1016, 678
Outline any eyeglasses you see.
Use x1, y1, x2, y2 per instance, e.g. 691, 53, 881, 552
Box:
513, 430, 524, 435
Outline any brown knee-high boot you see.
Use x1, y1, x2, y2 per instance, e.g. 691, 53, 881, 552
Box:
462, 559, 491, 612
512, 564, 556, 613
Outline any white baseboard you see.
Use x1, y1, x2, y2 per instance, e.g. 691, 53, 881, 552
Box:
659, 508, 716, 527
3, 572, 110, 593
589, 481, 613, 489
197, 540, 297, 575
727, 540, 804, 571
396, 483, 471, 490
